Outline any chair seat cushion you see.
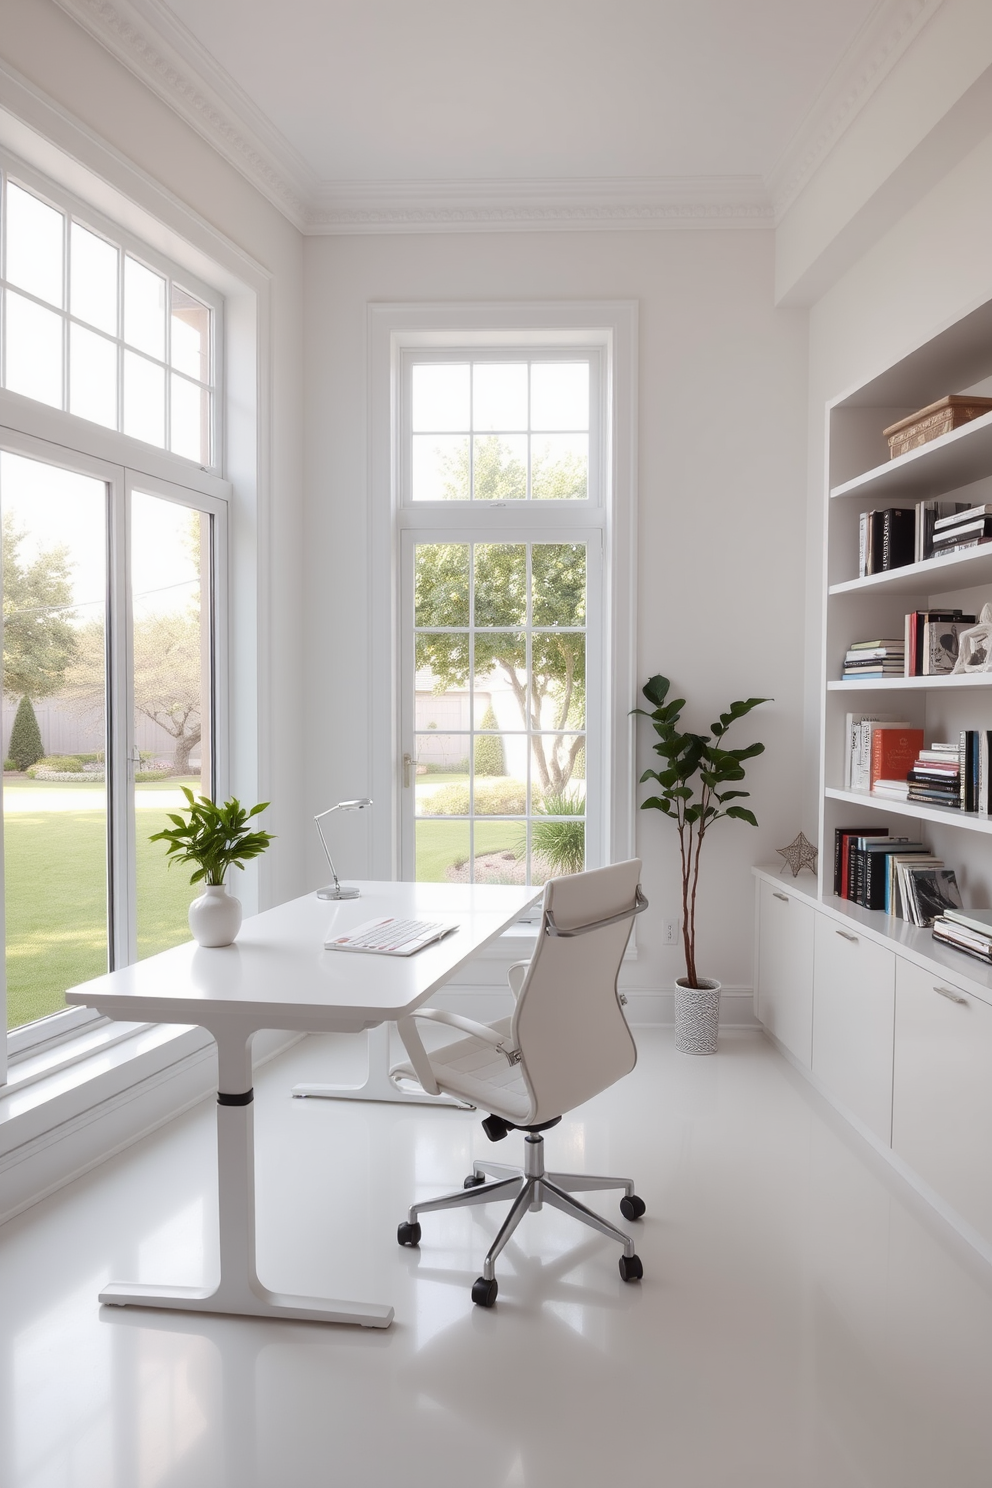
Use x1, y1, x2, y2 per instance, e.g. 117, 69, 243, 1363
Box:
391, 1017, 533, 1121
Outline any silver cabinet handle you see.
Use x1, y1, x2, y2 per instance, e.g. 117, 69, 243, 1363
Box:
934, 985, 968, 1005
836, 930, 859, 943
772, 892, 789, 902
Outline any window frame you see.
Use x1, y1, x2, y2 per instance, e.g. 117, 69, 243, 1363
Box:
0, 152, 223, 476
369, 302, 638, 906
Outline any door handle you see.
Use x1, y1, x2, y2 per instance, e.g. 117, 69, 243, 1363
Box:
403, 753, 413, 788
772, 892, 788, 902
934, 985, 967, 1005
835, 930, 858, 943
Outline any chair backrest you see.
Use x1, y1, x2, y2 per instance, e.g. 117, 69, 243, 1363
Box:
511, 860, 642, 1125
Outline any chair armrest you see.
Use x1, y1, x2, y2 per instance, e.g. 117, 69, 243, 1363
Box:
395, 1016, 440, 1096
409, 1007, 521, 1063
507, 961, 529, 999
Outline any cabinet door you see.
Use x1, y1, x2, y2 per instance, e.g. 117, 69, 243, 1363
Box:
892, 960, 992, 1244
755, 880, 814, 1067
812, 918, 895, 1143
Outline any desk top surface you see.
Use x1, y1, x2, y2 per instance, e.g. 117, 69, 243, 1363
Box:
65, 881, 541, 1030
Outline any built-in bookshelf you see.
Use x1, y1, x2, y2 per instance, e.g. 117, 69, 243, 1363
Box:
820, 299, 992, 939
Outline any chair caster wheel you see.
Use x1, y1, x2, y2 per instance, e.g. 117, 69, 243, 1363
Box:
620, 1194, 646, 1221
397, 1221, 421, 1247
464, 1173, 486, 1189
472, 1276, 498, 1307
619, 1253, 643, 1282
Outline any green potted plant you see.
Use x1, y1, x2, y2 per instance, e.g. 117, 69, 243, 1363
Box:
150, 788, 275, 947
634, 674, 768, 1053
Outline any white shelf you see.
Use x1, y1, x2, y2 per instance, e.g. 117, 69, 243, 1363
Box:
830, 408, 992, 502
829, 544, 992, 596
825, 787, 992, 834
828, 674, 992, 691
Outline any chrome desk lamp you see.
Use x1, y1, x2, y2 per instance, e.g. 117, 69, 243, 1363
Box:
314, 798, 373, 899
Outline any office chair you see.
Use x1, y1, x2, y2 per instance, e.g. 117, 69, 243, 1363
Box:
391, 860, 648, 1306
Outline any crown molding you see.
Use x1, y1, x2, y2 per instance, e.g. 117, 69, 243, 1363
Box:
51, 0, 315, 228
767, 0, 945, 220
307, 177, 773, 235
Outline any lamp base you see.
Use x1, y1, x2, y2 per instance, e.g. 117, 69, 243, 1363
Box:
316, 884, 362, 900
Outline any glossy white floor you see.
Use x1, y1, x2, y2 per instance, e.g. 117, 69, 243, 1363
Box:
3, 1028, 992, 1488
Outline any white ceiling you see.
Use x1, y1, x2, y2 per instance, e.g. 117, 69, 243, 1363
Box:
159, 0, 878, 183
54, 0, 943, 230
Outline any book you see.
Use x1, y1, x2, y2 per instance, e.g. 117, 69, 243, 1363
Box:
929, 536, 992, 557
833, 824, 884, 895
903, 866, 962, 926
870, 727, 923, 789
915, 499, 971, 562
854, 721, 911, 792
847, 639, 905, 651
921, 619, 970, 674
871, 780, 910, 800
905, 610, 972, 675
849, 835, 915, 907
931, 919, 992, 963
933, 503, 992, 530
944, 906, 992, 937
881, 507, 915, 570
864, 841, 926, 910
931, 516, 992, 545
887, 852, 940, 917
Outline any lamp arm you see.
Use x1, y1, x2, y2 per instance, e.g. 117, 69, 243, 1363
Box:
314, 807, 342, 893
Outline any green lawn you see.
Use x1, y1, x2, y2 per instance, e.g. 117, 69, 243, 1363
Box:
415, 819, 521, 881
5, 783, 201, 1030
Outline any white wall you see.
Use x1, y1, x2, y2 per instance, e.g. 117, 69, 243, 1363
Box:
0, 0, 307, 906
303, 229, 809, 997
805, 129, 992, 824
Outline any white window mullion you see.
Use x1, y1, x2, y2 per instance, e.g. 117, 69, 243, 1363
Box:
107, 469, 135, 969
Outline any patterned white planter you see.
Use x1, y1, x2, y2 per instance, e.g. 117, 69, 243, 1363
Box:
674, 978, 721, 1055
188, 884, 242, 948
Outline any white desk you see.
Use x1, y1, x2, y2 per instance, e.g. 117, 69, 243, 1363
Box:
65, 881, 540, 1328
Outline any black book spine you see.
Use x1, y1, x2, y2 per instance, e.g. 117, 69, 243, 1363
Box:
881, 508, 915, 570
868, 511, 885, 576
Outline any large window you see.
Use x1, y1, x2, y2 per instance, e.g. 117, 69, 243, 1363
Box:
0, 158, 229, 1048
0, 170, 218, 467
395, 341, 618, 889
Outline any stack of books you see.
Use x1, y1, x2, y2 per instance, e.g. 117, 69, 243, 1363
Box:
907, 742, 961, 808
842, 639, 905, 679
859, 509, 914, 576
915, 499, 970, 562
930, 503, 992, 557
932, 906, 992, 963
832, 825, 950, 918
904, 609, 975, 675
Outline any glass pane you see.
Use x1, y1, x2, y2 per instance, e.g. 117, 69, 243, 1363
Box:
531, 362, 589, 431
70, 223, 118, 334
5, 184, 64, 308
473, 646, 526, 740
170, 373, 208, 462
527, 821, 585, 884
5, 292, 63, 408
472, 363, 527, 431
123, 256, 165, 358
69, 323, 117, 429
415, 543, 469, 628
532, 435, 588, 500
1, 452, 108, 1029
532, 543, 586, 626
473, 769, 526, 816
474, 544, 526, 627
171, 287, 210, 380
131, 494, 211, 961
473, 434, 526, 501
533, 633, 585, 730
529, 739, 586, 811
123, 351, 165, 447
471, 819, 527, 884
412, 435, 469, 501
412, 363, 469, 431
414, 732, 469, 811
416, 818, 469, 884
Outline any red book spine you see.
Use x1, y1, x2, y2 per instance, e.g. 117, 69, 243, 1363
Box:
870, 727, 925, 787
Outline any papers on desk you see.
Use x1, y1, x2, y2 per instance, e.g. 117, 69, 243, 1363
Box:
324, 915, 458, 956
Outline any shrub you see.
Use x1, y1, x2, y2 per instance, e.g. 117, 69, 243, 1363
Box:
420, 778, 527, 816
473, 706, 506, 776
527, 789, 585, 877
8, 696, 44, 771
26, 754, 84, 777
3, 758, 15, 772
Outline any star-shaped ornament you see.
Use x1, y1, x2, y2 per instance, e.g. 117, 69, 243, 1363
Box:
776, 831, 818, 877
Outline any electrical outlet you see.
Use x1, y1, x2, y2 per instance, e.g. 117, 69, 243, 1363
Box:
663, 919, 680, 945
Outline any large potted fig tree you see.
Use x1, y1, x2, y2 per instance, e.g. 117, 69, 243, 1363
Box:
634, 674, 768, 1054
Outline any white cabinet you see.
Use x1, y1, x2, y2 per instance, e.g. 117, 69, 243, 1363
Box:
755, 879, 814, 1068
892, 958, 992, 1245
811, 916, 894, 1142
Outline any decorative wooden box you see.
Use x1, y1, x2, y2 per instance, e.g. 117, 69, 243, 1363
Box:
883, 395, 992, 458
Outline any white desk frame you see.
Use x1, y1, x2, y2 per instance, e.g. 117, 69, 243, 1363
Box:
66, 882, 539, 1328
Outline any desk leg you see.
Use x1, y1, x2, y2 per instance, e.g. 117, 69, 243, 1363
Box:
292, 1021, 473, 1108
101, 1085, 393, 1328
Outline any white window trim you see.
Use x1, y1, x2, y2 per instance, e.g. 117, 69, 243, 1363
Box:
368, 301, 638, 903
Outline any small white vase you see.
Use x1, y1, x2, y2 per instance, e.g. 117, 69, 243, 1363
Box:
188, 884, 242, 948
674, 977, 721, 1055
